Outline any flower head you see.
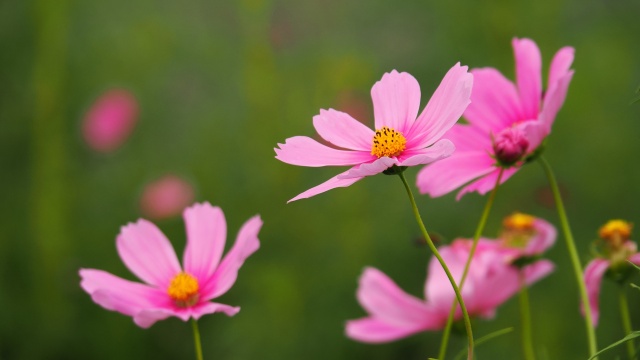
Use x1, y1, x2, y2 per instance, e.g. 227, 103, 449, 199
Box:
346, 238, 553, 343
498, 212, 557, 262
80, 202, 261, 328
417, 38, 575, 200
82, 89, 139, 153
275, 64, 473, 202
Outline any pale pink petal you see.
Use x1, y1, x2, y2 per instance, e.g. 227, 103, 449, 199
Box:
525, 218, 557, 256
397, 139, 455, 166
629, 253, 640, 266
519, 120, 548, 153
416, 152, 495, 198
463, 68, 523, 133
513, 38, 542, 120
425, 245, 466, 312
407, 63, 473, 148
116, 220, 181, 288
540, 71, 574, 130
82, 89, 138, 153
313, 109, 374, 151
356, 267, 434, 326
134, 302, 240, 328
139, 175, 195, 220
345, 317, 434, 343
183, 203, 227, 284
337, 157, 397, 179
456, 167, 519, 200
440, 124, 492, 153
371, 70, 421, 134
548, 47, 575, 90
202, 216, 262, 300
522, 260, 555, 286
274, 136, 372, 167
583, 258, 610, 326
79, 269, 166, 318
287, 169, 364, 202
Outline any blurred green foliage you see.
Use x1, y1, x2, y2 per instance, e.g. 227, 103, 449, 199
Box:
1, 0, 640, 359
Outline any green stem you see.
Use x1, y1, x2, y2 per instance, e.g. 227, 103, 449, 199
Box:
437, 168, 504, 360
519, 272, 536, 360
191, 319, 204, 360
538, 156, 597, 357
619, 286, 634, 359
397, 170, 474, 360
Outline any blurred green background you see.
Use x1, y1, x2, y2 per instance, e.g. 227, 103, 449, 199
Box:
2, 0, 640, 359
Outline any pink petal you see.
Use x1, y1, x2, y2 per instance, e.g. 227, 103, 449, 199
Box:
275, 136, 373, 167
456, 166, 519, 200
116, 220, 181, 288
524, 218, 557, 256
345, 317, 432, 343
513, 38, 542, 120
540, 71, 574, 130
463, 68, 523, 133
79, 269, 166, 318
397, 139, 454, 166
522, 260, 555, 286
371, 70, 421, 134
134, 302, 240, 328
356, 267, 434, 327
313, 109, 374, 151
519, 120, 548, 153
629, 253, 640, 265
439, 123, 492, 153
416, 152, 495, 198
548, 46, 575, 90
202, 215, 262, 300
287, 169, 364, 202
407, 63, 473, 148
183, 203, 227, 284
583, 258, 610, 327
337, 157, 396, 179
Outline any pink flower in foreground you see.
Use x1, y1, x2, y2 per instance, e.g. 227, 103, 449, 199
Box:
140, 175, 195, 220
83, 89, 139, 153
80, 202, 261, 328
417, 38, 575, 200
584, 220, 640, 326
346, 238, 553, 343
275, 64, 473, 202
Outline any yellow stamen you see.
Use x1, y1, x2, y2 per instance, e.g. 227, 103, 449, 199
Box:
371, 126, 407, 158
599, 220, 632, 242
167, 272, 200, 307
503, 212, 536, 231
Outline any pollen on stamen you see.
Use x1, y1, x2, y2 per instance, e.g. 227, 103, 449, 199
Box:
167, 272, 200, 307
371, 126, 407, 158
599, 220, 632, 242
503, 212, 536, 231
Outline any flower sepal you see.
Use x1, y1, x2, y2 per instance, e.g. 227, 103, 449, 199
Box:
383, 165, 408, 176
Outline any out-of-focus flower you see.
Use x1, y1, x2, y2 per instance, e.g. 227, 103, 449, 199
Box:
497, 212, 557, 263
80, 202, 261, 328
417, 38, 574, 200
584, 220, 640, 326
82, 89, 139, 153
140, 175, 195, 220
346, 238, 553, 343
275, 64, 473, 202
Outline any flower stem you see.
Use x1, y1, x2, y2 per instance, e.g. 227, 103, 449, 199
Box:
437, 168, 504, 360
519, 272, 536, 360
191, 319, 204, 360
396, 169, 474, 360
619, 286, 634, 359
538, 156, 597, 357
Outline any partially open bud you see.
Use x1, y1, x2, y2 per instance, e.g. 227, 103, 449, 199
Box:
493, 127, 529, 167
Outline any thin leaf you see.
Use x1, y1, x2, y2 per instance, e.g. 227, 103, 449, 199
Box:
588, 331, 640, 360
631, 283, 640, 291
453, 328, 514, 360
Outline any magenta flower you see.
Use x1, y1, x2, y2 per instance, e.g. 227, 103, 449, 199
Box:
584, 220, 640, 326
82, 89, 139, 153
346, 238, 553, 343
417, 38, 575, 199
80, 202, 261, 328
275, 64, 473, 202
140, 175, 195, 220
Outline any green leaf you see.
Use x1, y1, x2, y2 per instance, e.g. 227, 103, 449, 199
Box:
453, 327, 514, 360
587, 331, 640, 359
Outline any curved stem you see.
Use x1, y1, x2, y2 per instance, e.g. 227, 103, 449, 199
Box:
538, 156, 597, 357
191, 319, 204, 360
619, 286, 634, 359
519, 272, 536, 360
397, 170, 474, 360
438, 168, 504, 360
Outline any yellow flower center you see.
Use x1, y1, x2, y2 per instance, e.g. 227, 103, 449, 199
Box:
501, 212, 536, 248
599, 219, 632, 244
167, 272, 200, 307
371, 127, 407, 158
503, 212, 536, 231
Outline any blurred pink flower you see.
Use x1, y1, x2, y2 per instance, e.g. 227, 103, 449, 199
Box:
82, 89, 138, 152
80, 202, 261, 328
275, 64, 473, 202
583, 220, 640, 326
346, 238, 553, 343
417, 38, 574, 200
140, 175, 195, 220
495, 212, 557, 262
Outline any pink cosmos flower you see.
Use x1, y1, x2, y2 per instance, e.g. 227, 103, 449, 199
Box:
80, 202, 261, 328
495, 212, 557, 262
584, 220, 640, 326
275, 64, 473, 202
346, 238, 554, 343
140, 175, 196, 220
417, 38, 575, 200
83, 89, 139, 153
